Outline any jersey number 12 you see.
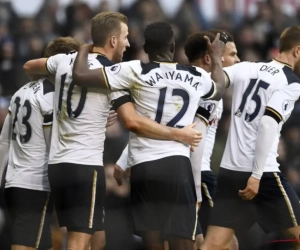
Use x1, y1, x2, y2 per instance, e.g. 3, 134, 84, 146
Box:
154, 87, 189, 128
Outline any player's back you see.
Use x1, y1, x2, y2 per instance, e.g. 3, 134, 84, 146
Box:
6, 78, 54, 191
221, 60, 300, 172
47, 52, 112, 166
105, 61, 216, 166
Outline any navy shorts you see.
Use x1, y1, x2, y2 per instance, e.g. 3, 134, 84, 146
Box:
5, 187, 53, 249
196, 170, 217, 236
48, 163, 106, 234
130, 156, 198, 241
210, 168, 300, 232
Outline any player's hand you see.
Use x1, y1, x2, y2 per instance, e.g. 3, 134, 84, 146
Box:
113, 164, 130, 186
204, 32, 227, 58
79, 44, 94, 53
106, 110, 118, 128
180, 123, 202, 151
238, 176, 260, 200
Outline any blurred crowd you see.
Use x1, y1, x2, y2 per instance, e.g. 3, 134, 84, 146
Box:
1, 0, 300, 249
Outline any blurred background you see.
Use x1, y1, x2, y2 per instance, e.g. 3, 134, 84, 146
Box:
1, 0, 300, 249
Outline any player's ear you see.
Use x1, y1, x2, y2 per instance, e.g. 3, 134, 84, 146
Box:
110, 36, 117, 48
143, 44, 148, 54
294, 45, 300, 58
204, 54, 211, 65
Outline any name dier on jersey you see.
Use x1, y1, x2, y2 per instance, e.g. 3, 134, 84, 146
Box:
260, 65, 280, 75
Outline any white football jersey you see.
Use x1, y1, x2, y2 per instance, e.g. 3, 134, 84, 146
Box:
5, 78, 54, 191
104, 61, 217, 167
221, 59, 300, 172
46, 52, 112, 166
196, 99, 223, 171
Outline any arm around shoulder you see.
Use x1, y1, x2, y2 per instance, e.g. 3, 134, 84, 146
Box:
72, 44, 107, 89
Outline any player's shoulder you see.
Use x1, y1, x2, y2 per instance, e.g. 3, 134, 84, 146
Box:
281, 65, 300, 85
177, 64, 204, 77
48, 52, 73, 68
88, 53, 114, 67
258, 60, 300, 85
116, 60, 141, 72
29, 78, 54, 101
40, 78, 55, 95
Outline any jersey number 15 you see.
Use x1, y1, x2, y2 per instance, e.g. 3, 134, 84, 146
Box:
235, 78, 270, 122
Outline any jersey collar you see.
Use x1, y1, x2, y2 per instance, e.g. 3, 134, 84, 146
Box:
91, 52, 107, 58
273, 58, 292, 69
153, 61, 177, 64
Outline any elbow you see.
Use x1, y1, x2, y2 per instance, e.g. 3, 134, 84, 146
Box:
72, 71, 84, 87
212, 89, 223, 101
123, 118, 140, 132
72, 70, 80, 82
260, 116, 278, 132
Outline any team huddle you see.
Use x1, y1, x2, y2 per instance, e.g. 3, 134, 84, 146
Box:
1, 10, 300, 250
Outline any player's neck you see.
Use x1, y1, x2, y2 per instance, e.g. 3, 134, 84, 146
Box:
274, 53, 294, 69
92, 46, 113, 61
149, 54, 173, 63
190, 60, 211, 73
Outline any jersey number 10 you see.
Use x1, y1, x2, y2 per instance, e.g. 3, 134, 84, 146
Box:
58, 73, 87, 118
235, 78, 270, 122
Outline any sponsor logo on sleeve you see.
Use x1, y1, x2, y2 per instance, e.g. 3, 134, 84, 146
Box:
205, 103, 216, 113
110, 64, 121, 74
282, 100, 290, 115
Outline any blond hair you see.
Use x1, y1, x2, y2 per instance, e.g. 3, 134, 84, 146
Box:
91, 12, 128, 47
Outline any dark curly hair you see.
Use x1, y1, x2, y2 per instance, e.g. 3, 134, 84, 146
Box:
144, 22, 174, 52
184, 31, 215, 63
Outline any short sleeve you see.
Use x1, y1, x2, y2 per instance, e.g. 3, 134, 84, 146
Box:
109, 90, 132, 110
223, 62, 248, 88
196, 99, 219, 126
39, 79, 55, 126
103, 61, 136, 91
200, 70, 217, 100
265, 83, 300, 123
46, 54, 65, 75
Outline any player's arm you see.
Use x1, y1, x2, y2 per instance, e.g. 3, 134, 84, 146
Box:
116, 144, 129, 171
0, 114, 12, 187
239, 113, 279, 200
72, 44, 109, 89
223, 62, 248, 89
252, 84, 300, 179
252, 116, 278, 179
39, 83, 54, 150
43, 114, 53, 150
114, 144, 129, 186
118, 103, 201, 146
190, 111, 209, 202
23, 58, 49, 80
240, 83, 300, 200
23, 54, 65, 82
204, 33, 227, 101
73, 44, 135, 90
111, 91, 202, 147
